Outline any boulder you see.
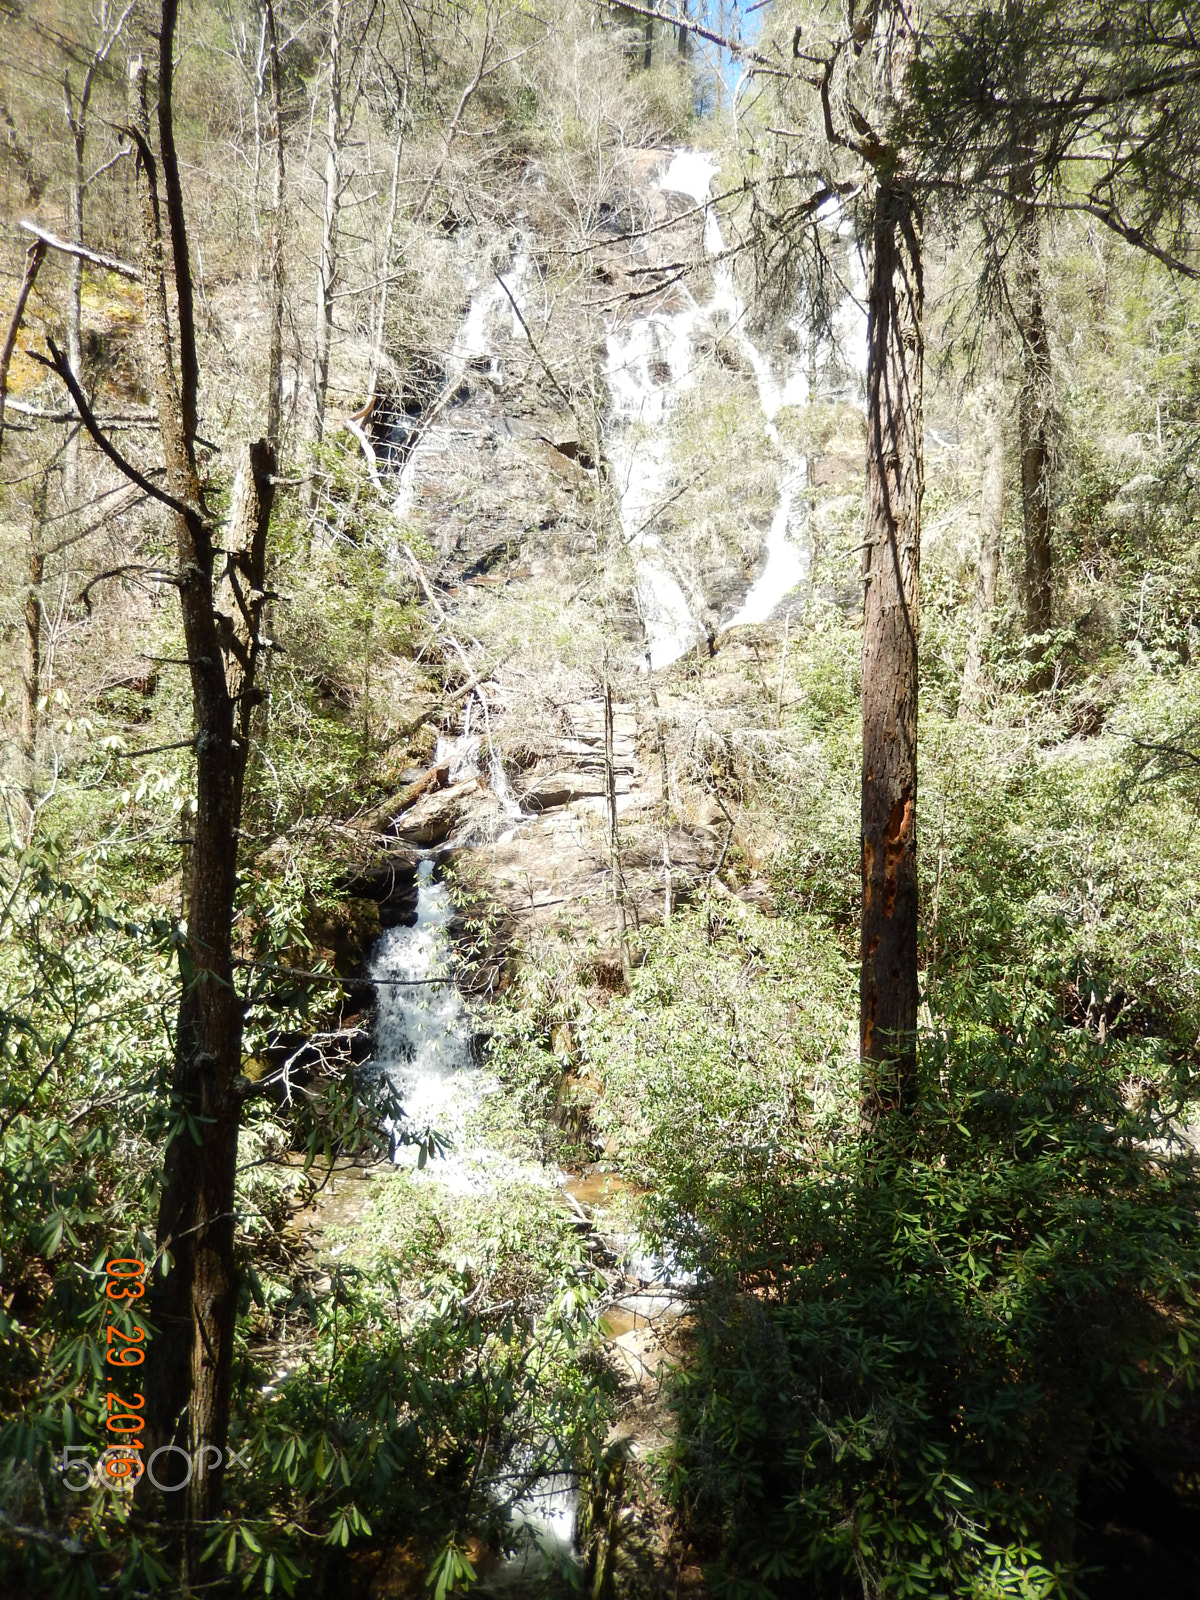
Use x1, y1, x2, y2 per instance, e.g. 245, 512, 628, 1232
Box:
521, 770, 607, 811
334, 853, 420, 931
389, 778, 480, 845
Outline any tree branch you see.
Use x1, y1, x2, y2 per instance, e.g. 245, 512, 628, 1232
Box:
27, 339, 199, 521
0, 238, 46, 457
18, 219, 140, 280
76, 563, 180, 615
1125, 735, 1200, 769
108, 737, 196, 759
493, 271, 588, 442
607, 0, 782, 72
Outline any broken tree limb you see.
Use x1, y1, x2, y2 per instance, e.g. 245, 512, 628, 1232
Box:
18, 219, 140, 280
343, 410, 384, 492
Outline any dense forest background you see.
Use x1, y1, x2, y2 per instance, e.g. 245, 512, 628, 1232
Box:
3, 0, 1200, 1595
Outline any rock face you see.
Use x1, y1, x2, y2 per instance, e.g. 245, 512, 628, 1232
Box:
389, 777, 482, 845
345, 145, 866, 955
517, 700, 636, 812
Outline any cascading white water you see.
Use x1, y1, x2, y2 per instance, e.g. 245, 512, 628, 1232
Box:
435, 690, 524, 824
484, 1462, 578, 1594
370, 858, 483, 1182
367, 863, 580, 1586
392, 254, 530, 519
603, 150, 817, 665
603, 149, 869, 663
390, 154, 866, 668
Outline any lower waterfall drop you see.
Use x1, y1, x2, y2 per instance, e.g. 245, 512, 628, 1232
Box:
367, 862, 582, 1589
369, 857, 480, 1185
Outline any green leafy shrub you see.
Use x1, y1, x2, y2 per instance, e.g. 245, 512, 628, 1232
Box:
665, 1019, 1200, 1599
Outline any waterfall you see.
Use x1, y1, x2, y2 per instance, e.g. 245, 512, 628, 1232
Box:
370, 858, 480, 1180
367, 863, 580, 1587
392, 253, 531, 519
603, 147, 866, 665
386, 155, 866, 669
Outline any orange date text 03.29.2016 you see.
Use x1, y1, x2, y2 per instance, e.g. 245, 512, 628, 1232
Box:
99, 1258, 148, 1490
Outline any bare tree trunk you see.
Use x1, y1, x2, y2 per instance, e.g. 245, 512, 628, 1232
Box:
62, 114, 89, 506
859, 1, 924, 1124
65, 130, 85, 384
604, 664, 632, 984
1015, 192, 1053, 671
20, 479, 47, 838
121, 23, 275, 1565
0, 238, 46, 457
958, 378, 1004, 717
649, 685, 672, 922
368, 73, 409, 402
311, 0, 344, 444
411, 16, 495, 225
263, 0, 286, 448
659, 728, 672, 923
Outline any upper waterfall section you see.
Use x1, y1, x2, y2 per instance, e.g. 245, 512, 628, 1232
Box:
381, 144, 866, 672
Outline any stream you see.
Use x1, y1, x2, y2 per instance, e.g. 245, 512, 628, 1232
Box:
366, 849, 693, 1585
369, 858, 580, 1584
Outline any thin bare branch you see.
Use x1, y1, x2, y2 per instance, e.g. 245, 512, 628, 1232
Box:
0, 238, 46, 456
27, 338, 198, 521
18, 220, 140, 280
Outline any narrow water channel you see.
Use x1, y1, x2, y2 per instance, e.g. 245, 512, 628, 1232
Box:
366, 856, 581, 1587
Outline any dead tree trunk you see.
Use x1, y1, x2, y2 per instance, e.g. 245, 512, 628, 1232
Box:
659, 728, 672, 924
65, 124, 85, 386
367, 62, 410, 403
648, 685, 672, 922
859, 2, 924, 1123
63, 120, 86, 503
20, 479, 47, 837
311, 0, 344, 444
0, 238, 46, 456
958, 377, 1004, 716
263, 0, 286, 448
1, 243, 50, 840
